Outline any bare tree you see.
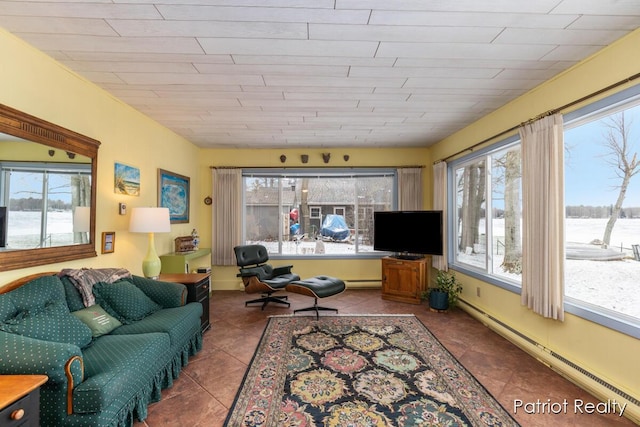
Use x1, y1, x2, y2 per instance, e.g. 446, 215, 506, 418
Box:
459, 161, 485, 252
501, 150, 522, 273
601, 112, 640, 246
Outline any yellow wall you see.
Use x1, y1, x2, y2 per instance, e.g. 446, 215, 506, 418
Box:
1, 20, 638, 423
197, 147, 432, 290
0, 28, 202, 284
430, 29, 640, 421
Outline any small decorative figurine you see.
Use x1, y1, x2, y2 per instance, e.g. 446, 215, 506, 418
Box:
191, 228, 200, 250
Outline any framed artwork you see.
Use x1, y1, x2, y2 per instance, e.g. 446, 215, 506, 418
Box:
114, 162, 140, 196
158, 169, 190, 223
101, 231, 115, 254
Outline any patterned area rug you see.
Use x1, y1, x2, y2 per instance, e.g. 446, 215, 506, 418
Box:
225, 315, 519, 426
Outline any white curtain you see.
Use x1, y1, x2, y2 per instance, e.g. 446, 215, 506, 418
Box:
520, 113, 565, 321
397, 167, 423, 210
211, 168, 242, 266
432, 161, 448, 271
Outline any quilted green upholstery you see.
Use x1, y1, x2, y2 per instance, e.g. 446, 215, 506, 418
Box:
131, 275, 187, 308
0, 330, 83, 385
93, 281, 162, 324
111, 304, 202, 349
74, 333, 170, 413
61, 275, 86, 312
0, 272, 203, 427
0, 275, 92, 348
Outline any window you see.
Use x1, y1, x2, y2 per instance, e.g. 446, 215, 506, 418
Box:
563, 89, 640, 326
448, 83, 640, 336
451, 140, 522, 286
1, 162, 92, 249
242, 168, 395, 256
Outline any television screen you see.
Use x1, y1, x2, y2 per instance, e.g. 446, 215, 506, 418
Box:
373, 210, 443, 257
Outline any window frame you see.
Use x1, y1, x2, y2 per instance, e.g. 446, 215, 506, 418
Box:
0, 161, 92, 249
447, 134, 522, 294
561, 83, 640, 339
241, 167, 398, 259
446, 84, 640, 339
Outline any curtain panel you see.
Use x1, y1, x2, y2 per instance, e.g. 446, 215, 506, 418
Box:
397, 167, 423, 211
211, 168, 242, 266
520, 113, 565, 321
432, 161, 448, 271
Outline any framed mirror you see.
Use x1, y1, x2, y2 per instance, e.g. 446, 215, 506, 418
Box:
0, 103, 100, 271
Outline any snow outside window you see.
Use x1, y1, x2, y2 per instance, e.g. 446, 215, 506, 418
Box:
564, 96, 640, 326
449, 83, 640, 336
242, 169, 395, 256
452, 143, 523, 286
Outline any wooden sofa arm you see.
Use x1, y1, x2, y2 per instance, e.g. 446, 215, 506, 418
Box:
65, 356, 84, 415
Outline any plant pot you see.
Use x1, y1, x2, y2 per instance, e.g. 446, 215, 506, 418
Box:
429, 291, 449, 311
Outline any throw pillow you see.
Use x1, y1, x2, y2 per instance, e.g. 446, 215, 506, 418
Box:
72, 305, 122, 338
93, 281, 161, 324
1, 301, 93, 349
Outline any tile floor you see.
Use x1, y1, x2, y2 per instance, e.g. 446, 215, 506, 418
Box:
134, 289, 636, 427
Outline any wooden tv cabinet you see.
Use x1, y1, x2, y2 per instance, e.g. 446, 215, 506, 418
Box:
381, 256, 430, 304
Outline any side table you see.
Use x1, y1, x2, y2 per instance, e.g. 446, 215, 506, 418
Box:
0, 375, 48, 426
159, 273, 211, 333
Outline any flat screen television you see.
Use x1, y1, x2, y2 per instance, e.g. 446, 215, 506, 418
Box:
373, 210, 443, 258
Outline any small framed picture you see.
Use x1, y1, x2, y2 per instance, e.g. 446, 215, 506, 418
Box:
102, 231, 115, 254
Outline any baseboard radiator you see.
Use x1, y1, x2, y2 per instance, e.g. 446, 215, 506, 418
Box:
344, 279, 381, 288
459, 299, 640, 423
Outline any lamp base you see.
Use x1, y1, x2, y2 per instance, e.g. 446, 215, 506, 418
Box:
142, 233, 162, 279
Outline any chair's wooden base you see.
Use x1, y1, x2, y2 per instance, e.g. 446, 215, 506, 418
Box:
293, 297, 338, 320
245, 294, 290, 310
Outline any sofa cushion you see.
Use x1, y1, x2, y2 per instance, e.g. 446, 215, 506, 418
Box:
73, 333, 170, 414
93, 281, 161, 324
60, 276, 86, 312
0, 296, 17, 322
1, 301, 93, 349
110, 303, 202, 349
72, 305, 122, 338
0, 275, 93, 349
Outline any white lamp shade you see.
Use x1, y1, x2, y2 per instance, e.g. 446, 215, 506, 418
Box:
73, 206, 91, 232
129, 207, 171, 233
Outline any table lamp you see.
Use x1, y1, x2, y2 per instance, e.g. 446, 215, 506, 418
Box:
129, 207, 171, 279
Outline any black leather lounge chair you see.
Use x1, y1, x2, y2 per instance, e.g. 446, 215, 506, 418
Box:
233, 244, 300, 309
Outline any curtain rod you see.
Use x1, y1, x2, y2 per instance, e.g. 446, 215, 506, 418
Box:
210, 165, 425, 169
437, 71, 640, 164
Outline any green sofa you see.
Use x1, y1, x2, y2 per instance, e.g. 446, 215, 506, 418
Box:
0, 272, 203, 427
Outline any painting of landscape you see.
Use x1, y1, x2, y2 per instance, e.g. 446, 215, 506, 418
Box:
114, 162, 140, 196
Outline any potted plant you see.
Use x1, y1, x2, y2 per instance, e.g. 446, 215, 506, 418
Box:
423, 270, 463, 311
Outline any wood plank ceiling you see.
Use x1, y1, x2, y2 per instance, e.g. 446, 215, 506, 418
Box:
1, 0, 639, 148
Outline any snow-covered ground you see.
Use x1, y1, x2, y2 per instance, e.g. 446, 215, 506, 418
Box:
462, 218, 640, 319
257, 218, 640, 320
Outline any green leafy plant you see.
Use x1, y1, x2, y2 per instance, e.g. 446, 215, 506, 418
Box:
422, 270, 463, 308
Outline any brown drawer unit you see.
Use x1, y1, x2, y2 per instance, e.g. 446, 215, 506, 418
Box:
159, 273, 211, 333
381, 256, 430, 304
0, 375, 48, 427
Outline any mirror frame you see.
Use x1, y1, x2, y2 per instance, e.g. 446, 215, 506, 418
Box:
0, 103, 100, 271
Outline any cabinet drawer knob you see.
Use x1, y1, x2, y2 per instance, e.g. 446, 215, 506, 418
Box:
11, 408, 25, 420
